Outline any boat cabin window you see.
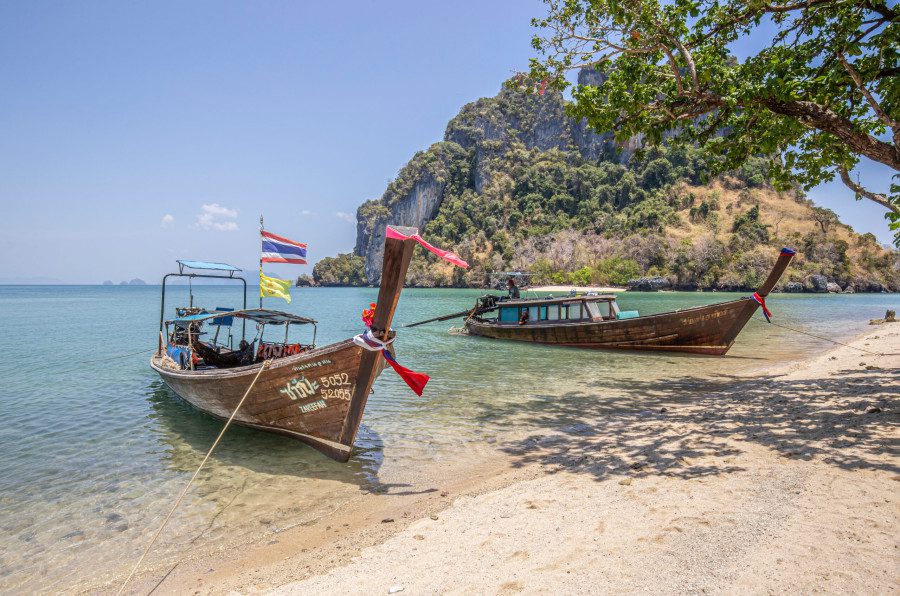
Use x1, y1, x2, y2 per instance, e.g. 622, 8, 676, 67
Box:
564, 303, 583, 320
582, 300, 613, 320
499, 307, 519, 323
598, 300, 612, 318
497, 302, 601, 324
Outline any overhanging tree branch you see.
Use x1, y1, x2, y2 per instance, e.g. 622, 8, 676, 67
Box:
837, 52, 899, 144
528, 0, 900, 230
837, 166, 898, 214
761, 99, 900, 170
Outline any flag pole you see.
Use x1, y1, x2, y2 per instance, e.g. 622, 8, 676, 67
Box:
259, 214, 264, 309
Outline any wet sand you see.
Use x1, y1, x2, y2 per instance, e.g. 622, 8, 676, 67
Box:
114, 323, 899, 595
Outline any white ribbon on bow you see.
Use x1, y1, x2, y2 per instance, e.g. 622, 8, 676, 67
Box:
352, 328, 395, 351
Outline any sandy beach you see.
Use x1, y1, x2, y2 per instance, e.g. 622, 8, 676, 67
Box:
111, 320, 900, 595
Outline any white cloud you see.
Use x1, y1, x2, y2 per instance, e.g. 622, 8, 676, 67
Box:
335, 211, 355, 223
300, 209, 314, 216
196, 203, 239, 231
160, 214, 174, 228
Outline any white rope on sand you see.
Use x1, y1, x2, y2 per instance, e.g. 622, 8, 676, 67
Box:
754, 317, 886, 356
118, 359, 272, 595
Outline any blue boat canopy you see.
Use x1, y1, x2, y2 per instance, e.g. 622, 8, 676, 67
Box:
170, 308, 316, 327
177, 260, 242, 274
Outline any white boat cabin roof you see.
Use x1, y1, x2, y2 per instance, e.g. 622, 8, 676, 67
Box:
168, 308, 317, 327
497, 295, 618, 308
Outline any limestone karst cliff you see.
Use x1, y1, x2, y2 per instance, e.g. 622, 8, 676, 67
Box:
355, 70, 633, 285
326, 70, 898, 292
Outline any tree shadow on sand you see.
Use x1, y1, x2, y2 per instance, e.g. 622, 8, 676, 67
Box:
475, 367, 898, 481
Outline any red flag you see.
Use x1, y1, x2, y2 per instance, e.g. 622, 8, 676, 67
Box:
382, 350, 429, 396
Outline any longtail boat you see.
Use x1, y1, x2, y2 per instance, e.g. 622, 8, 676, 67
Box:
151, 226, 431, 462
407, 248, 795, 356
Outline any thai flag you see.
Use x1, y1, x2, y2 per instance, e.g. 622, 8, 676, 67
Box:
261, 230, 308, 264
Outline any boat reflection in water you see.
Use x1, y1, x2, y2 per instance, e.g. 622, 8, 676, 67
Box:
145, 379, 385, 482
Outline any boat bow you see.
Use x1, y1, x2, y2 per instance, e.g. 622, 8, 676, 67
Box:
756, 248, 797, 298
336, 227, 419, 459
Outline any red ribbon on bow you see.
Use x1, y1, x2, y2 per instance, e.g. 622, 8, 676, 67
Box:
386, 226, 469, 269
382, 349, 429, 396
353, 329, 430, 396
752, 292, 772, 323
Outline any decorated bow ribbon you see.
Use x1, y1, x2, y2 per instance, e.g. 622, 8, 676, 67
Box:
752, 292, 772, 323
353, 329, 429, 396
386, 226, 469, 269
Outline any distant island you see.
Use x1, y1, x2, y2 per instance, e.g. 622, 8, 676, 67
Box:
312, 68, 898, 293
104, 278, 147, 286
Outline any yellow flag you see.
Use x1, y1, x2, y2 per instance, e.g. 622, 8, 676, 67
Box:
260, 271, 292, 303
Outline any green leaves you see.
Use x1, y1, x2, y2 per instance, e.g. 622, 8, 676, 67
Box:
312, 254, 366, 286
527, 0, 899, 243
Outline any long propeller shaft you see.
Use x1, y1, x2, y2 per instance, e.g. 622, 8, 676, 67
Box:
403, 308, 476, 328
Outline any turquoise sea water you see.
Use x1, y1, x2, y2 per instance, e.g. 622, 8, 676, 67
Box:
0, 284, 895, 591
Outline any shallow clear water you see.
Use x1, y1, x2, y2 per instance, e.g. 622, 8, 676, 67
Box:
0, 285, 894, 591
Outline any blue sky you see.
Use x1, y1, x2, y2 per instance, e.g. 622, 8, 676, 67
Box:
0, 1, 894, 283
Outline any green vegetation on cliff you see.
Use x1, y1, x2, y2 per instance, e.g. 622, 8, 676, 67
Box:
317, 80, 898, 292
312, 253, 366, 286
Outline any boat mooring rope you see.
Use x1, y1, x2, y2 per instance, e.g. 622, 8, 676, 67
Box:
756, 318, 886, 356
8, 347, 160, 380
78, 347, 158, 365
118, 359, 272, 595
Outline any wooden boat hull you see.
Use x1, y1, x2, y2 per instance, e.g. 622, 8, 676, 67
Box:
466, 297, 759, 355
464, 248, 794, 355
150, 225, 423, 461
151, 339, 388, 461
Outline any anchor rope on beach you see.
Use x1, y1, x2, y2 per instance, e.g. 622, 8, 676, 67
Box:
118, 359, 272, 595
79, 347, 158, 364
7, 347, 160, 380
753, 317, 885, 357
